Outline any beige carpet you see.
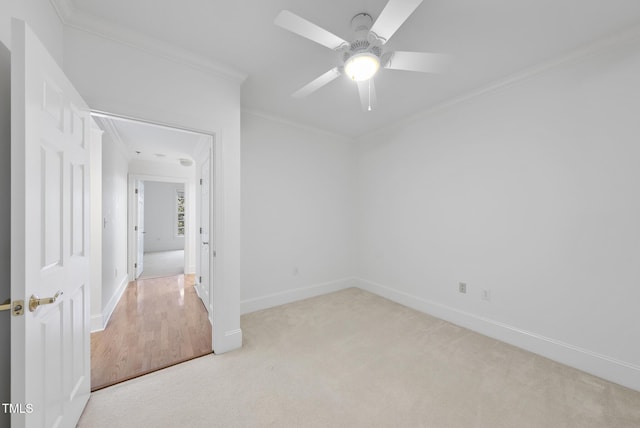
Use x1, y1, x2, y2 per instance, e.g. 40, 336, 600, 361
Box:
78, 288, 640, 427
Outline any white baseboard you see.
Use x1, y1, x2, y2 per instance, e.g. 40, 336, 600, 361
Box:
355, 277, 640, 392
90, 314, 104, 333
194, 281, 213, 325
100, 274, 130, 330
194, 281, 205, 302
186, 264, 196, 275
213, 328, 242, 354
240, 277, 356, 315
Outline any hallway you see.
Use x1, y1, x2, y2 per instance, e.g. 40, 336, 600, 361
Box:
90, 274, 212, 391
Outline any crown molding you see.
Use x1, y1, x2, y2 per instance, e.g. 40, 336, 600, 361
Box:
241, 108, 354, 142
359, 21, 640, 141
50, 0, 248, 84
49, 0, 74, 23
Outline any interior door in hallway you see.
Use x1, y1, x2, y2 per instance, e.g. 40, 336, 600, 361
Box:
199, 156, 211, 313
10, 19, 91, 428
136, 180, 145, 278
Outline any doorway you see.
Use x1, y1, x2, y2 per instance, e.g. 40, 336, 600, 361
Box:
90, 112, 214, 390
136, 179, 187, 280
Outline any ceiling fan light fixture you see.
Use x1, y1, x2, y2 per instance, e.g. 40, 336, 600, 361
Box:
344, 53, 380, 81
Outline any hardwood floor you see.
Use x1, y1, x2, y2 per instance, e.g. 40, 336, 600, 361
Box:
91, 274, 212, 391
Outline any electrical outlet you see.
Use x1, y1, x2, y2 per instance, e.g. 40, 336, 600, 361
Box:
459, 282, 467, 294
481, 289, 491, 301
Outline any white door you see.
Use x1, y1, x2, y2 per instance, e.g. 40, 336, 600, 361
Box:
199, 156, 211, 310
10, 19, 91, 428
136, 180, 145, 278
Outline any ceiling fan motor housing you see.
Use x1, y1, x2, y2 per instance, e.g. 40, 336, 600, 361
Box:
341, 13, 383, 65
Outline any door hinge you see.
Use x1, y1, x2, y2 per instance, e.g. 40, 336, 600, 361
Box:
199, 227, 202, 234
213, 250, 216, 257
135, 225, 138, 231
200, 178, 203, 185
135, 188, 138, 194
134, 262, 137, 268
199, 276, 202, 283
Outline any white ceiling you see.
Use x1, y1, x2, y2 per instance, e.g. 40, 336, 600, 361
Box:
68, 0, 640, 137
93, 114, 209, 165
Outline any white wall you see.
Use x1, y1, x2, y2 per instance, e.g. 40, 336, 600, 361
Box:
143, 181, 185, 253
355, 35, 640, 391
240, 112, 356, 313
0, 5, 63, 426
129, 160, 196, 272
63, 26, 244, 352
101, 132, 130, 326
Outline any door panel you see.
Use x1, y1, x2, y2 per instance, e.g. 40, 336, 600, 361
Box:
41, 144, 63, 269
71, 163, 86, 257
11, 19, 91, 428
199, 156, 211, 311
136, 180, 145, 278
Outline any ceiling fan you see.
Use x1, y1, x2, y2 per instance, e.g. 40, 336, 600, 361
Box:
274, 0, 450, 111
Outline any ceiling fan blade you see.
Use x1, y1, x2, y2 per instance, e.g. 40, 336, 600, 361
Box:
292, 68, 341, 98
384, 51, 451, 73
275, 10, 349, 51
370, 0, 423, 43
357, 79, 377, 112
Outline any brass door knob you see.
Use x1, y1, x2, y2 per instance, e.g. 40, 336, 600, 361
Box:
29, 290, 63, 312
